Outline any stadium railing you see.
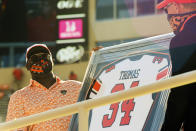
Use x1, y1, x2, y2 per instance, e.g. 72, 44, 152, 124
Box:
0, 70, 196, 131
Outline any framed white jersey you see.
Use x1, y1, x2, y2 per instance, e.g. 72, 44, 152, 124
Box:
87, 52, 171, 131
69, 33, 174, 131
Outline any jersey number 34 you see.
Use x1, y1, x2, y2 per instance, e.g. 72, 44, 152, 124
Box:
102, 81, 139, 128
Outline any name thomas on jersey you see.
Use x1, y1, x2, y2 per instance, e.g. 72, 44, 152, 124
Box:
119, 69, 140, 80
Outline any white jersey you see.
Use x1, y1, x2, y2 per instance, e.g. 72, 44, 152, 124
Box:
87, 53, 171, 131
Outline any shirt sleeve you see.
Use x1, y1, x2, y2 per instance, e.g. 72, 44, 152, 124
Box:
6, 91, 28, 131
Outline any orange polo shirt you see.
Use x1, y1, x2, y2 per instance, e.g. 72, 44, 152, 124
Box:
6, 77, 81, 131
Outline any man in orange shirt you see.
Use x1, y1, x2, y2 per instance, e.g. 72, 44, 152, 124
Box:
6, 44, 82, 131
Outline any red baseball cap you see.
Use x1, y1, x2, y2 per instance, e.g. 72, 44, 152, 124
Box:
26, 44, 51, 62
157, 0, 196, 9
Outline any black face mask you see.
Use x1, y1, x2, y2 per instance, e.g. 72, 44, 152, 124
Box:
167, 11, 196, 34
27, 53, 53, 75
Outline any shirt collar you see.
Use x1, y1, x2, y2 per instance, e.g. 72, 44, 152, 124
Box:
30, 76, 61, 90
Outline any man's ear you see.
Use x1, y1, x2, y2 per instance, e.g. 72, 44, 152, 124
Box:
178, 3, 187, 14
173, 2, 184, 14
26, 60, 31, 70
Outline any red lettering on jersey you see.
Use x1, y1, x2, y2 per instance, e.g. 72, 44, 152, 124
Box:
120, 99, 135, 125
111, 83, 125, 93
119, 81, 138, 125
153, 56, 163, 64
102, 81, 139, 128
156, 68, 168, 80
130, 81, 139, 88
102, 84, 124, 127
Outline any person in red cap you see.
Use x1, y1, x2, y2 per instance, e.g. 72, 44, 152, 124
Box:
69, 71, 78, 80
157, 0, 196, 131
6, 44, 82, 131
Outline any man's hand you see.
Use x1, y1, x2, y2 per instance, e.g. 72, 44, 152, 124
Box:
90, 46, 104, 56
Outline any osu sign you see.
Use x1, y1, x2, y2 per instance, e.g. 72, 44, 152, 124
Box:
57, 0, 84, 9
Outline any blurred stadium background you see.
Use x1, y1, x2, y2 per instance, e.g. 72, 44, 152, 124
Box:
0, 0, 171, 122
